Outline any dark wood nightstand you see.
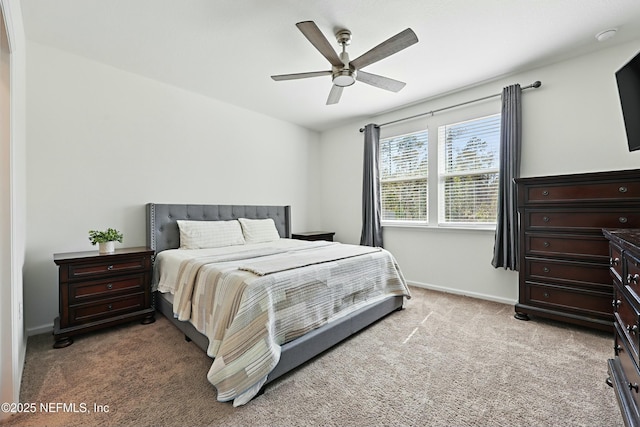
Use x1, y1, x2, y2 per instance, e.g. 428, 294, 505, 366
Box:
291, 231, 335, 242
53, 246, 155, 348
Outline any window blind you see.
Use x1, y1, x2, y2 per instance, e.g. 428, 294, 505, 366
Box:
380, 130, 428, 222
439, 114, 500, 224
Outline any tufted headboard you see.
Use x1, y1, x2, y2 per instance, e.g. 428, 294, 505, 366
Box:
146, 203, 291, 254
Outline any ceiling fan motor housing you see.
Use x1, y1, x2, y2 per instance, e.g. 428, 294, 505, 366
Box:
332, 41, 355, 87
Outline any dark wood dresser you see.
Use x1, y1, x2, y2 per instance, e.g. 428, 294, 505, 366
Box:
53, 247, 155, 348
604, 229, 640, 426
515, 169, 640, 331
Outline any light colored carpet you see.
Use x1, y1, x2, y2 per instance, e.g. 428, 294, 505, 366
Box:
1, 287, 623, 427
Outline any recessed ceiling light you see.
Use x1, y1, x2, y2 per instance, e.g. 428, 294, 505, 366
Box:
595, 29, 617, 42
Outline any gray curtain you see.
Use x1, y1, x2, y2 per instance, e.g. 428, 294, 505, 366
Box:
491, 84, 522, 270
360, 123, 383, 247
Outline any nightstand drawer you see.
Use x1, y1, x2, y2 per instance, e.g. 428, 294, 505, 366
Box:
292, 231, 335, 242
68, 258, 147, 279
70, 294, 145, 324
69, 274, 145, 303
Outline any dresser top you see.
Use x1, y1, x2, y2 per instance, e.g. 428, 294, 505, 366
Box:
603, 229, 640, 252
53, 246, 153, 263
516, 168, 640, 185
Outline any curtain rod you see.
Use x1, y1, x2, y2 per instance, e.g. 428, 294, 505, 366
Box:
359, 81, 542, 132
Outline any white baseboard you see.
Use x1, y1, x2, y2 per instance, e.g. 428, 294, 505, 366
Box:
407, 280, 517, 306
27, 323, 53, 337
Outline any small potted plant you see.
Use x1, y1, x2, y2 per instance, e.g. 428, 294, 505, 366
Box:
89, 228, 124, 254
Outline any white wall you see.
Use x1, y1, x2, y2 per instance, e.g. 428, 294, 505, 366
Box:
0, 0, 26, 420
319, 39, 640, 304
24, 42, 321, 334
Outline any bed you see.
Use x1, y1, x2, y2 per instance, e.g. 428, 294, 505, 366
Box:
146, 203, 410, 406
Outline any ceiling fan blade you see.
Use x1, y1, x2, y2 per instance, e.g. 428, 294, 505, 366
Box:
271, 70, 332, 81
326, 85, 343, 105
356, 71, 406, 92
350, 28, 418, 70
296, 21, 344, 68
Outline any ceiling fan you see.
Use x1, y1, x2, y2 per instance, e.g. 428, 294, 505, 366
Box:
271, 21, 419, 105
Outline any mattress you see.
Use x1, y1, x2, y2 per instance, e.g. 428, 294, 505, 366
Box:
154, 238, 410, 405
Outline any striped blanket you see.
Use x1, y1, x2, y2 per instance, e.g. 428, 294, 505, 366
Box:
161, 240, 410, 406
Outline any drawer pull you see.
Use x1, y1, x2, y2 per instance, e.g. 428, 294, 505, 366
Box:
611, 257, 620, 266
543, 241, 550, 248
620, 186, 628, 193
612, 299, 622, 308
542, 190, 549, 196
626, 324, 638, 335
107, 265, 114, 270
627, 273, 639, 285
107, 304, 113, 310
542, 267, 550, 273
106, 283, 113, 290
543, 292, 550, 298
629, 383, 639, 393
619, 216, 628, 224
615, 344, 623, 355
543, 216, 550, 223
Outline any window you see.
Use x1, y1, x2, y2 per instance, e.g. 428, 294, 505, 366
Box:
380, 130, 428, 222
438, 114, 500, 226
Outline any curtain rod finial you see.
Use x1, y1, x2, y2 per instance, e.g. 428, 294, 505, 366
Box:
532, 81, 542, 88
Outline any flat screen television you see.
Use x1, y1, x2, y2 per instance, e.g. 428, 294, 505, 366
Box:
616, 50, 640, 152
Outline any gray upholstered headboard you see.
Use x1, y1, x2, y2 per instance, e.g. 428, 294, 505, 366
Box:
146, 203, 291, 254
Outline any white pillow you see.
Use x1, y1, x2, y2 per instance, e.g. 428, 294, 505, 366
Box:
176, 220, 245, 249
238, 218, 281, 244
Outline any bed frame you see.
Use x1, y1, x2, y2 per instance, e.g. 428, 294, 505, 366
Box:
146, 203, 404, 390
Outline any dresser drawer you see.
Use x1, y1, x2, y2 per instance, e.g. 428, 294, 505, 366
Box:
68, 257, 147, 279
615, 284, 640, 363
610, 243, 624, 284
525, 210, 640, 232
69, 294, 145, 325
69, 274, 145, 304
525, 282, 613, 318
525, 257, 611, 289
525, 233, 609, 261
616, 325, 640, 408
524, 181, 640, 203
625, 253, 640, 301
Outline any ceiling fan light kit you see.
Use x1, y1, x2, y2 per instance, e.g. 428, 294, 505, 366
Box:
332, 69, 356, 87
271, 21, 418, 105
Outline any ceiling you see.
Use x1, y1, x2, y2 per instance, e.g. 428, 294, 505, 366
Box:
20, 0, 640, 132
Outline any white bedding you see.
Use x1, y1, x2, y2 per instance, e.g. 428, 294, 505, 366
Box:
153, 238, 310, 294
153, 238, 410, 406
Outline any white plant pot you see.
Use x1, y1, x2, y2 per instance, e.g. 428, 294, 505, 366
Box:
98, 241, 115, 254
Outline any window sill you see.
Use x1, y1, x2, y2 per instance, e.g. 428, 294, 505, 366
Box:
381, 222, 496, 233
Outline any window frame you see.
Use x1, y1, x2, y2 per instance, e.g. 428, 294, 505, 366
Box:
437, 113, 501, 228
378, 112, 501, 231
379, 129, 429, 225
